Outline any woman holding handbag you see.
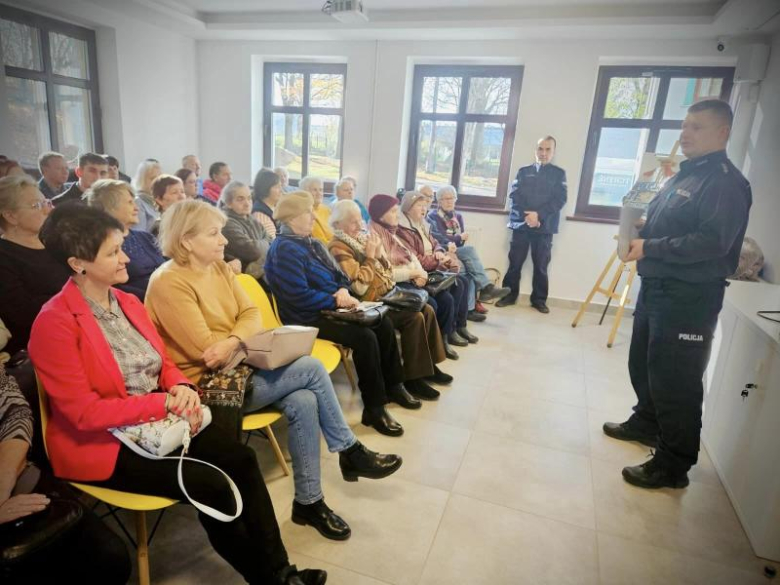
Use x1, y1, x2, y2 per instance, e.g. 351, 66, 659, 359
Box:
145, 200, 401, 543
28, 205, 326, 584
328, 200, 452, 400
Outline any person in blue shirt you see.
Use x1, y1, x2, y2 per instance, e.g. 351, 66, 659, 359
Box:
497, 136, 567, 313
332, 177, 370, 222
604, 99, 752, 490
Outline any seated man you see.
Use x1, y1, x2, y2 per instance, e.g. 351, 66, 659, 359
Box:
202, 161, 232, 205
182, 154, 204, 196
104, 155, 132, 183
51, 153, 108, 206
37, 151, 71, 200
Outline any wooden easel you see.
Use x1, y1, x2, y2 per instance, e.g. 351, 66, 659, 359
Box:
571, 236, 637, 348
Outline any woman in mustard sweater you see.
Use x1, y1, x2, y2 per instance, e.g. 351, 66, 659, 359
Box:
145, 200, 401, 542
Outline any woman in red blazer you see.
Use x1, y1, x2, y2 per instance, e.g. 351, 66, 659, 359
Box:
28, 204, 326, 585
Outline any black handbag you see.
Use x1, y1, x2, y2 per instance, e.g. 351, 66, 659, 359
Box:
322, 304, 390, 327
379, 286, 429, 312
198, 364, 254, 441
425, 271, 458, 296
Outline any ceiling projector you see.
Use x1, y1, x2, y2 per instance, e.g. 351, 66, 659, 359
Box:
322, 0, 369, 23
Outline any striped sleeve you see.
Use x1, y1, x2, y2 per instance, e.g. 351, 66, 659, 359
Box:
0, 367, 33, 445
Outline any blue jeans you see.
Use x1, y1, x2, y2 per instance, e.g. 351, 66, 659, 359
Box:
456, 245, 492, 310
243, 356, 357, 504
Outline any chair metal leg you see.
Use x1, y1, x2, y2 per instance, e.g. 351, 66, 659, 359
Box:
338, 346, 359, 393
265, 425, 291, 476
135, 511, 151, 585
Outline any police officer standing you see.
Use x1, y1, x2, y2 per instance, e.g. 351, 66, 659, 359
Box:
604, 99, 752, 489
497, 136, 567, 313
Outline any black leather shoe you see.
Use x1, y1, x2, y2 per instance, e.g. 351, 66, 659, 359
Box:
479, 283, 512, 303
406, 378, 440, 401
292, 499, 351, 541
448, 331, 469, 347
456, 327, 479, 344
274, 564, 328, 585
339, 441, 403, 482
531, 302, 550, 314
387, 383, 422, 409
426, 365, 453, 385
467, 310, 487, 322
603, 421, 658, 448
361, 407, 403, 436
444, 342, 459, 360
622, 457, 689, 489
495, 296, 517, 308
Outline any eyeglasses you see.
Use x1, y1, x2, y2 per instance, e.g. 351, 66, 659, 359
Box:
19, 199, 54, 211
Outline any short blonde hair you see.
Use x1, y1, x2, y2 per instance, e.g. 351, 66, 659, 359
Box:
132, 159, 162, 194
330, 199, 361, 229
158, 199, 226, 265
85, 179, 134, 212
0, 175, 37, 229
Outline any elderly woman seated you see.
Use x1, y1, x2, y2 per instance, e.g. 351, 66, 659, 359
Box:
333, 177, 369, 222
145, 200, 401, 542
131, 159, 162, 232
220, 180, 272, 278
253, 168, 284, 240
29, 204, 327, 584
427, 185, 511, 317
86, 179, 165, 301
328, 200, 452, 400
265, 192, 417, 435
299, 176, 333, 244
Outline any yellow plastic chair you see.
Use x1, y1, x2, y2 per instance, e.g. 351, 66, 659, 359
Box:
241, 409, 291, 476
37, 376, 177, 585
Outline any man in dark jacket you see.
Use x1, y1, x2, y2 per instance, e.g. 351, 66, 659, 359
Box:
604, 99, 751, 490
497, 136, 567, 312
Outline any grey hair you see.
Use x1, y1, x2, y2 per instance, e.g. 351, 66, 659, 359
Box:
273, 166, 288, 176
38, 151, 65, 172
335, 178, 354, 194
299, 175, 323, 192
330, 199, 362, 229
437, 185, 457, 199
219, 180, 249, 207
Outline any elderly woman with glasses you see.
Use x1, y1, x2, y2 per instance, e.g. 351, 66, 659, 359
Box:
0, 175, 69, 356
221, 180, 272, 278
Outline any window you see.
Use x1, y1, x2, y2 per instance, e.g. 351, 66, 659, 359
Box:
0, 5, 103, 167
575, 65, 734, 222
263, 63, 347, 190
405, 65, 523, 212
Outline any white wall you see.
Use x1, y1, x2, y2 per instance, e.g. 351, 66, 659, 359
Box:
744, 33, 780, 283
1, 0, 199, 174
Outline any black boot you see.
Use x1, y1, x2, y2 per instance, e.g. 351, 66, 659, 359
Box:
291, 499, 351, 541
339, 441, 403, 482
456, 327, 478, 344
273, 564, 328, 585
406, 378, 440, 401
495, 295, 517, 308
387, 383, 422, 409
447, 331, 469, 347
479, 283, 512, 302
531, 301, 550, 314
622, 455, 689, 489
361, 406, 403, 436
603, 421, 658, 448
426, 365, 453, 385
467, 310, 487, 322
444, 341, 459, 360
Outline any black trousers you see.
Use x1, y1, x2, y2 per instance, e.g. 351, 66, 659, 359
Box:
429, 275, 469, 335
89, 424, 288, 584
312, 314, 404, 409
502, 230, 553, 304
627, 278, 725, 473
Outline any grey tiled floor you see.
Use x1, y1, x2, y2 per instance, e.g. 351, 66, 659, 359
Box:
112, 304, 770, 584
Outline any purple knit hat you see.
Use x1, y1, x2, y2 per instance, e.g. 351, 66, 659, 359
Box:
368, 194, 398, 223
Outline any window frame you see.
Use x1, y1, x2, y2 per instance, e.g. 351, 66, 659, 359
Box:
1, 4, 104, 165
574, 65, 734, 222
405, 64, 524, 213
262, 62, 347, 193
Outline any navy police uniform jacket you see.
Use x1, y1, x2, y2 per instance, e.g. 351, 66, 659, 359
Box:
639, 150, 751, 283
507, 163, 567, 234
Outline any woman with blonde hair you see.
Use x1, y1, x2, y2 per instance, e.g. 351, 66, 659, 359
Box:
131, 159, 162, 232
145, 199, 402, 542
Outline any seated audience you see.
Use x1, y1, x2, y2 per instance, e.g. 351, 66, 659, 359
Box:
0, 362, 132, 584
202, 161, 232, 205
86, 179, 164, 301
0, 159, 24, 179
0, 176, 69, 356
252, 168, 283, 239
37, 152, 71, 199
419, 184, 435, 212
329, 200, 451, 400
265, 192, 411, 435
273, 166, 294, 193
150, 174, 187, 235
299, 176, 333, 244
427, 185, 510, 318
220, 180, 271, 278
182, 154, 204, 197
104, 155, 132, 183
145, 200, 401, 541
51, 153, 108, 206
29, 204, 327, 585
131, 159, 162, 232
175, 167, 199, 199
333, 177, 369, 222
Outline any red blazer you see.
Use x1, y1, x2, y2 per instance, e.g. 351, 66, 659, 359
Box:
28, 279, 191, 481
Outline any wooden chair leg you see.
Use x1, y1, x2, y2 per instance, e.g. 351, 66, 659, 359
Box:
572, 250, 618, 327
607, 263, 637, 348
265, 425, 291, 476
135, 511, 151, 585
338, 346, 359, 394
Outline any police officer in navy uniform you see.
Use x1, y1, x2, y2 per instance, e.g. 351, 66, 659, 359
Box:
497, 136, 567, 313
604, 99, 752, 489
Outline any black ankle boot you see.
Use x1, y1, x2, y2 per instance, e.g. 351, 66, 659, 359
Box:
406, 378, 440, 401
622, 455, 689, 489
273, 564, 328, 585
361, 406, 404, 436
444, 341, 459, 360
291, 499, 351, 541
387, 383, 422, 409
339, 441, 402, 482
456, 327, 478, 344
426, 365, 453, 385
